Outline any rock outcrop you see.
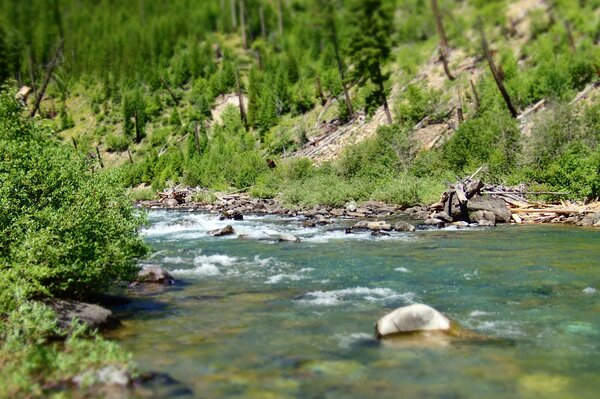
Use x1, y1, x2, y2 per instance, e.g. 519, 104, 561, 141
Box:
48, 299, 121, 331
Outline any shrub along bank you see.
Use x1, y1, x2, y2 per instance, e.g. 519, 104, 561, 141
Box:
0, 90, 148, 397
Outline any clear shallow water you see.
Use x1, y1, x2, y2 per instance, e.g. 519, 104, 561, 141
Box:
110, 210, 600, 398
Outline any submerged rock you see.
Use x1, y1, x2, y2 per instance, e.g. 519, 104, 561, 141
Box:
208, 225, 235, 237
375, 304, 450, 338
136, 266, 175, 285
48, 299, 121, 331
394, 221, 416, 232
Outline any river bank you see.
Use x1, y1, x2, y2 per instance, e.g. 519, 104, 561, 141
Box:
136, 186, 600, 229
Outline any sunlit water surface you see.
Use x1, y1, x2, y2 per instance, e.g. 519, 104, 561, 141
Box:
109, 210, 600, 398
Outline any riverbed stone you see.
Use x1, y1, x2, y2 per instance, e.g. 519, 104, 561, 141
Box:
209, 225, 235, 237
367, 221, 392, 231
164, 198, 179, 208
578, 211, 600, 227
423, 218, 445, 228
394, 221, 416, 232
136, 266, 175, 285
277, 233, 301, 242
431, 211, 453, 223
345, 202, 358, 212
467, 196, 511, 223
477, 219, 496, 227
353, 220, 370, 229
470, 210, 497, 225
376, 304, 451, 338
48, 299, 121, 331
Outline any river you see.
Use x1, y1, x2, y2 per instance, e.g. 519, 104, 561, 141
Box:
109, 210, 600, 398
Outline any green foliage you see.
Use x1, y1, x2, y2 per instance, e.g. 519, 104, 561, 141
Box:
106, 133, 129, 152
0, 301, 134, 398
395, 83, 445, 125
443, 110, 520, 177
0, 91, 148, 309
347, 0, 393, 114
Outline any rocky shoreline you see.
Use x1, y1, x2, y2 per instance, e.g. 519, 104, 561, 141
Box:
138, 186, 600, 229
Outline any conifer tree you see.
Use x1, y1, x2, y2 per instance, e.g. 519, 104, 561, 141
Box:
347, 0, 393, 124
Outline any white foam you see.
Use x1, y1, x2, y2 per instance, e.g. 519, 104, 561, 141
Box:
194, 254, 237, 267
170, 253, 237, 277
395, 267, 410, 273
335, 332, 374, 348
583, 287, 596, 294
162, 256, 186, 264
470, 310, 492, 317
298, 287, 414, 306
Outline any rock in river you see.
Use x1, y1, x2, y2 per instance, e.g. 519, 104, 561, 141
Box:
277, 233, 301, 242
209, 225, 235, 237
375, 304, 450, 338
394, 221, 416, 232
367, 221, 392, 231
48, 299, 121, 331
136, 266, 175, 285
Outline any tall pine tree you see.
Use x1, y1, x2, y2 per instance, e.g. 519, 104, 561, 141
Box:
347, 0, 393, 124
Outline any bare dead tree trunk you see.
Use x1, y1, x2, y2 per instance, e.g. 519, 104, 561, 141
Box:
564, 21, 576, 52
96, 146, 104, 168
315, 76, 326, 105
30, 39, 64, 118
28, 48, 37, 99
456, 88, 464, 124
478, 19, 518, 118
431, 0, 455, 80
230, 0, 237, 29
194, 122, 202, 156
133, 109, 142, 143
240, 0, 248, 49
277, 0, 284, 37
255, 49, 263, 70
159, 75, 180, 106
328, 8, 353, 118
469, 78, 480, 110
235, 69, 249, 130
259, 6, 267, 39
376, 65, 392, 125
127, 147, 134, 164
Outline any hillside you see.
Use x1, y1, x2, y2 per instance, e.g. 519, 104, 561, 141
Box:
1, 0, 600, 207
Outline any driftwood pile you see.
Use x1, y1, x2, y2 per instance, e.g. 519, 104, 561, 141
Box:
431, 168, 600, 225
158, 186, 195, 206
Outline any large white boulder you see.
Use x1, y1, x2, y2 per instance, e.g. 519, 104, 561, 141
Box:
376, 304, 450, 338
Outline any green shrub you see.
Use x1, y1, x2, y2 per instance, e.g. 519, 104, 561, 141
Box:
0, 91, 148, 309
105, 133, 129, 152
0, 301, 134, 398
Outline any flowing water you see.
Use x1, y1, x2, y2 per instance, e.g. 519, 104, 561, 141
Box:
110, 210, 600, 398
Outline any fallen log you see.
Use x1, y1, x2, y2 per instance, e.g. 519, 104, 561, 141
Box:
510, 208, 594, 214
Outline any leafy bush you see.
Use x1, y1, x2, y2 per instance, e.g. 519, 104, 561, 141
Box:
0, 91, 148, 309
105, 132, 129, 152
0, 301, 133, 398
